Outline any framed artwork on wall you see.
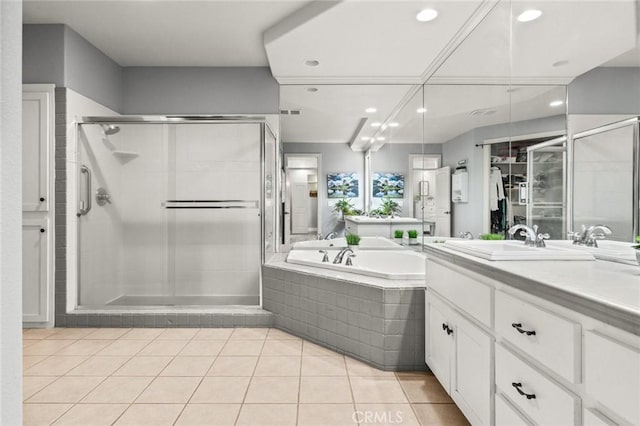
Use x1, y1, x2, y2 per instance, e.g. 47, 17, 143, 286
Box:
327, 173, 359, 198
373, 172, 404, 198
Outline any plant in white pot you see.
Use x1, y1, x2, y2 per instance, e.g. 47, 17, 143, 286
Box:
345, 233, 361, 249
333, 198, 354, 221
407, 229, 419, 245
394, 229, 404, 244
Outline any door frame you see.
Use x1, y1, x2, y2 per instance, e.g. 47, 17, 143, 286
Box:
481, 130, 564, 235
283, 153, 322, 244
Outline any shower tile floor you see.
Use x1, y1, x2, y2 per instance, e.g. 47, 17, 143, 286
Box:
22, 327, 469, 426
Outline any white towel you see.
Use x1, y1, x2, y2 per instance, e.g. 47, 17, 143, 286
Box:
489, 168, 505, 211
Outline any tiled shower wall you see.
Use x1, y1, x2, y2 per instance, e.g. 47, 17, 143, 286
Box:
262, 265, 427, 371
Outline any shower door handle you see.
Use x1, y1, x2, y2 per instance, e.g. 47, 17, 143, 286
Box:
79, 165, 92, 215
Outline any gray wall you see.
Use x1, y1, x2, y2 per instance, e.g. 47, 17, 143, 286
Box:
122, 67, 279, 114
1, 0, 24, 422
23, 24, 279, 115
64, 26, 123, 112
23, 24, 65, 87
23, 24, 123, 112
568, 67, 640, 114
442, 115, 566, 237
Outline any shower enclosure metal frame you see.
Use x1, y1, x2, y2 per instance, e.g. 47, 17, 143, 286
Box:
73, 115, 277, 311
569, 116, 640, 240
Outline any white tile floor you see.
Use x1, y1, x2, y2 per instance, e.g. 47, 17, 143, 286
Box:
22, 327, 469, 426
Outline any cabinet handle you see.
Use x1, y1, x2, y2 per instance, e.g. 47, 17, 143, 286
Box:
511, 323, 536, 336
442, 323, 453, 335
40, 228, 45, 233
512, 382, 536, 400
39, 197, 45, 202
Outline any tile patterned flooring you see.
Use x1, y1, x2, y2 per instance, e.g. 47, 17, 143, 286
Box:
22, 327, 469, 426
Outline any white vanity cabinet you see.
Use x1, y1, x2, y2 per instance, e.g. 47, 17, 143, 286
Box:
425, 271, 493, 425
425, 254, 640, 426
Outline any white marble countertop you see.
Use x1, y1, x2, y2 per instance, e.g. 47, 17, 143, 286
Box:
264, 252, 425, 290
424, 244, 640, 336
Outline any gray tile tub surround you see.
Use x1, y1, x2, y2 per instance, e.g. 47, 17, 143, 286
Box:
262, 265, 428, 371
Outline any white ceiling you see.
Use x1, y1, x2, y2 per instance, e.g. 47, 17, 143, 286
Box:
23, 0, 640, 147
23, 0, 309, 66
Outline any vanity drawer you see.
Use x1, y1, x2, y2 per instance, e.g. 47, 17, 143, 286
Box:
425, 259, 492, 327
495, 290, 580, 383
495, 344, 579, 426
495, 392, 533, 426
584, 330, 640, 425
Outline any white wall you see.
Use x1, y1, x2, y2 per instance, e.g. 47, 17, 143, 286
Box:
0, 0, 24, 422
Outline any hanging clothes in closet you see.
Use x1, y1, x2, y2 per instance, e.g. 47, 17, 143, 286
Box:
490, 167, 507, 234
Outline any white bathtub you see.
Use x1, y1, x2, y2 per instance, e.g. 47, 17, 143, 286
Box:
292, 236, 404, 251
286, 249, 425, 279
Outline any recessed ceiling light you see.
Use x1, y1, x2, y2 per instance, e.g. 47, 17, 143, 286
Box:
517, 9, 542, 22
388, 122, 399, 128
377, 137, 386, 141
416, 107, 427, 113
361, 137, 370, 141
305, 60, 320, 67
371, 122, 382, 128
552, 60, 569, 67
365, 107, 377, 113
306, 87, 318, 93
549, 100, 564, 107
416, 8, 438, 22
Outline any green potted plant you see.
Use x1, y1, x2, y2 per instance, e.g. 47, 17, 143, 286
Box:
393, 229, 404, 244
345, 233, 361, 249
480, 233, 505, 240
633, 236, 640, 265
332, 198, 354, 221
407, 229, 419, 245
379, 197, 401, 217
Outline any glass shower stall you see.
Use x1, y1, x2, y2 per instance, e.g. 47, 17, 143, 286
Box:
75, 117, 277, 309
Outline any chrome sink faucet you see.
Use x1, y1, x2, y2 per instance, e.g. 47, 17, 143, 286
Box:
458, 231, 474, 239
508, 224, 550, 248
332, 247, 354, 264
569, 225, 612, 247
322, 231, 338, 240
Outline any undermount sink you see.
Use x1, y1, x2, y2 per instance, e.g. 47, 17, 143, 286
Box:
545, 240, 638, 265
443, 240, 595, 261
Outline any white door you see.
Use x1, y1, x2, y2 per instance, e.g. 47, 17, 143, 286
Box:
291, 182, 309, 234
435, 166, 451, 237
22, 84, 55, 326
22, 219, 50, 323
22, 91, 51, 211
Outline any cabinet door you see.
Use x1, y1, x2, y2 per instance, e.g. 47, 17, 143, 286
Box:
451, 310, 493, 425
22, 219, 50, 323
22, 91, 52, 212
425, 291, 452, 391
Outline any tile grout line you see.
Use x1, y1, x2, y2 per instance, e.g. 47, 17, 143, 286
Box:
233, 328, 269, 426
171, 331, 231, 425
343, 354, 361, 425
295, 338, 304, 425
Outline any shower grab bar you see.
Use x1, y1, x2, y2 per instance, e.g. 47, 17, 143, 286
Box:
162, 200, 259, 209
79, 165, 92, 215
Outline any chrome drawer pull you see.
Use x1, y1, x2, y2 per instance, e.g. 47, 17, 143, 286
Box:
512, 382, 536, 400
512, 323, 536, 336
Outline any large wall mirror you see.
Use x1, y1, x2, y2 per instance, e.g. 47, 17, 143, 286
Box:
277, 0, 640, 248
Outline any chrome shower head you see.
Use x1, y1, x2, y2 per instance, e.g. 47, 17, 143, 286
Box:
101, 124, 120, 135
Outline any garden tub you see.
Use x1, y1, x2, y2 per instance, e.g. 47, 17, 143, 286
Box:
286, 249, 425, 279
